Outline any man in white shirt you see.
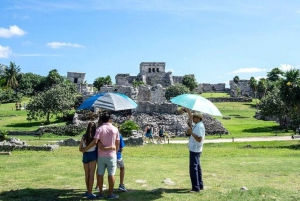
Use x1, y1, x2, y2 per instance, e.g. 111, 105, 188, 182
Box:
186, 111, 205, 193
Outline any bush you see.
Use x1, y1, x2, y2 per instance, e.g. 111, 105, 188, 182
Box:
119, 120, 139, 137
0, 130, 8, 141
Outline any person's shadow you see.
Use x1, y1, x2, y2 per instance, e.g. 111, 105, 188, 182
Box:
0, 187, 190, 201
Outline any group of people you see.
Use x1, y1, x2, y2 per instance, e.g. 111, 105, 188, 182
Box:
79, 112, 127, 199
79, 108, 206, 198
144, 124, 166, 144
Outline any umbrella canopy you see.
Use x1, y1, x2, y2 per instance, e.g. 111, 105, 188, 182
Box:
77, 92, 138, 111
170, 94, 223, 116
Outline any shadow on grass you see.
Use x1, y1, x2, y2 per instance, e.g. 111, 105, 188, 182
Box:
229, 114, 241, 117
0, 187, 191, 201
6, 119, 66, 128
242, 126, 281, 133
241, 143, 300, 150
234, 116, 249, 119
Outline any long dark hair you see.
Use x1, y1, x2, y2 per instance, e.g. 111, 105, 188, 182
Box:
83, 122, 96, 146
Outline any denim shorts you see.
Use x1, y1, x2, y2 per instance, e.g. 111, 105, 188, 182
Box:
117, 158, 124, 168
82, 150, 97, 164
97, 155, 117, 176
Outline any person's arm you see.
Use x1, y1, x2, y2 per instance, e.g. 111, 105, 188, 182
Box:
98, 141, 116, 150
187, 126, 202, 143
81, 138, 97, 153
79, 139, 83, 152
115, 139, 120, 153
186, 108, 193, 119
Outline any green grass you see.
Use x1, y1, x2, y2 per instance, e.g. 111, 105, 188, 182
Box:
0, 141, 299, 200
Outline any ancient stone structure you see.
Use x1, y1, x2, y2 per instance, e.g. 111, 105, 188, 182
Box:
67, 71, 94, 95
0, 138, 59, 151
197, 83, 226, 93
229, 79, 254, 97
57, 138, 80, 146
115, 62, 195, 87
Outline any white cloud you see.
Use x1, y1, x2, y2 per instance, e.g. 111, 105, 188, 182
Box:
47, 42, 85, 49
228, 67, 267, 74
279, 64, 294, 71
0, 45, 12, 58
0, 25, 27, 38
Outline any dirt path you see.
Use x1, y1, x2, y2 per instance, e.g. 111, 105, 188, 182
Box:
168, 135, 298, 144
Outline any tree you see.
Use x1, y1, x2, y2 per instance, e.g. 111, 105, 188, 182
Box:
45, 69, 64, 88
267, 67, 284, 82
4, 62, 20, 90
182, 75, 198, 91
249, 77, 258, 98
165, 83, 190, 100
17, 73, 44, 96
26, 83, 77, 124
93, 76, 112, 91
259, 87, 287, 127
233, 76, 239, 84
257, 78, 268, 99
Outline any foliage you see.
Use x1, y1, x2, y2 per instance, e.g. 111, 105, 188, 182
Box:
259, 88, 287, 127
233, 75, 239, 84
45, 69, 64, 88
93, 76, 112, 91
0, 130, 8, 141
165, 83, 190, 100
119, 120, 139, 137
3, 61, 20, 90
132, 79, 145, 88
76, 110, 99, 121
37, 124, 86, 136
182, 75, 198, 91
26, 83, 77, 124
0, 88, 23, 103
17, 72, 44, 96
249, 77, 258, 98
267, 67, 284, 82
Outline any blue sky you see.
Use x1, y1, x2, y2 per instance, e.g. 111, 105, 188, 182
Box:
1, 0, 300, 87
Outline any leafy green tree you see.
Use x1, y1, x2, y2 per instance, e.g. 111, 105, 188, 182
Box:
257, 78, 268, 99
259, 87, 287, 127
93, 76, 112, 91
17, 73, 44, 96
267, 67, 284, 82
4, 62, 20, 90
45, 69, 64, 88
165, 83, 190, 100
182, 75, 198, 91
26, 84, 77, 124
233, 76, 239, 84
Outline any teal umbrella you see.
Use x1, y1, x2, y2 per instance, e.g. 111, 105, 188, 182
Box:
170, 94, 222, 116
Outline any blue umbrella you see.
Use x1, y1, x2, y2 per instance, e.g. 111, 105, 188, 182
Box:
77, 92, 138, 111
170, 94, 223, 116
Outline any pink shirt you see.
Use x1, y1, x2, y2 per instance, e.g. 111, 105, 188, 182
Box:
94, 122, 120, 157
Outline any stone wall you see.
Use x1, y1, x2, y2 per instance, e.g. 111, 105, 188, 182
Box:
137, 84, 166, 103
67, 72, 86, 84
0, 138, 59, 151
197, 83, 226, 93
207, 97, 252, 102
135, 101, 177, 114
229, 79, 254, 97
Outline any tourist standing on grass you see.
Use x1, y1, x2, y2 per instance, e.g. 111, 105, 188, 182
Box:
116, 133, 127, 192
95, 112, 120, 199
186, 109, 205, 193
157, 125, 166, 143
79, 122, 97, 199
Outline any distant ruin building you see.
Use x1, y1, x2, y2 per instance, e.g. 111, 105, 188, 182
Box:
197, 83, 226, 93
67, 72, 94, 95
229, 79, 254, 97
115, 62, 194, 87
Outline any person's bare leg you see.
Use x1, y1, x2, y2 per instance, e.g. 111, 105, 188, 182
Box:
98, 175, 104, 195
88, 161, 96, 194
83, 164, 89, 193
108, 175, 115, 195
120, 167, 125, 185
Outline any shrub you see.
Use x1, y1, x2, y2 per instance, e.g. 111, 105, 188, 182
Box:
0, 130, 8, 141
37, 124, 87, 136
119, 120, 139, 137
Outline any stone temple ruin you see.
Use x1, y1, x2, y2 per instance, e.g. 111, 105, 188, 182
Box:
67, 72, 94, 95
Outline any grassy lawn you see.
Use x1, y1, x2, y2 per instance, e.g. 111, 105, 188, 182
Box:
0, 141, 299, 201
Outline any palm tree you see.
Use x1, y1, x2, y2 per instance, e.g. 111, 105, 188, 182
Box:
4, 62, 20, 90
233, 76, 239, 84
249, 77, 258, 98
